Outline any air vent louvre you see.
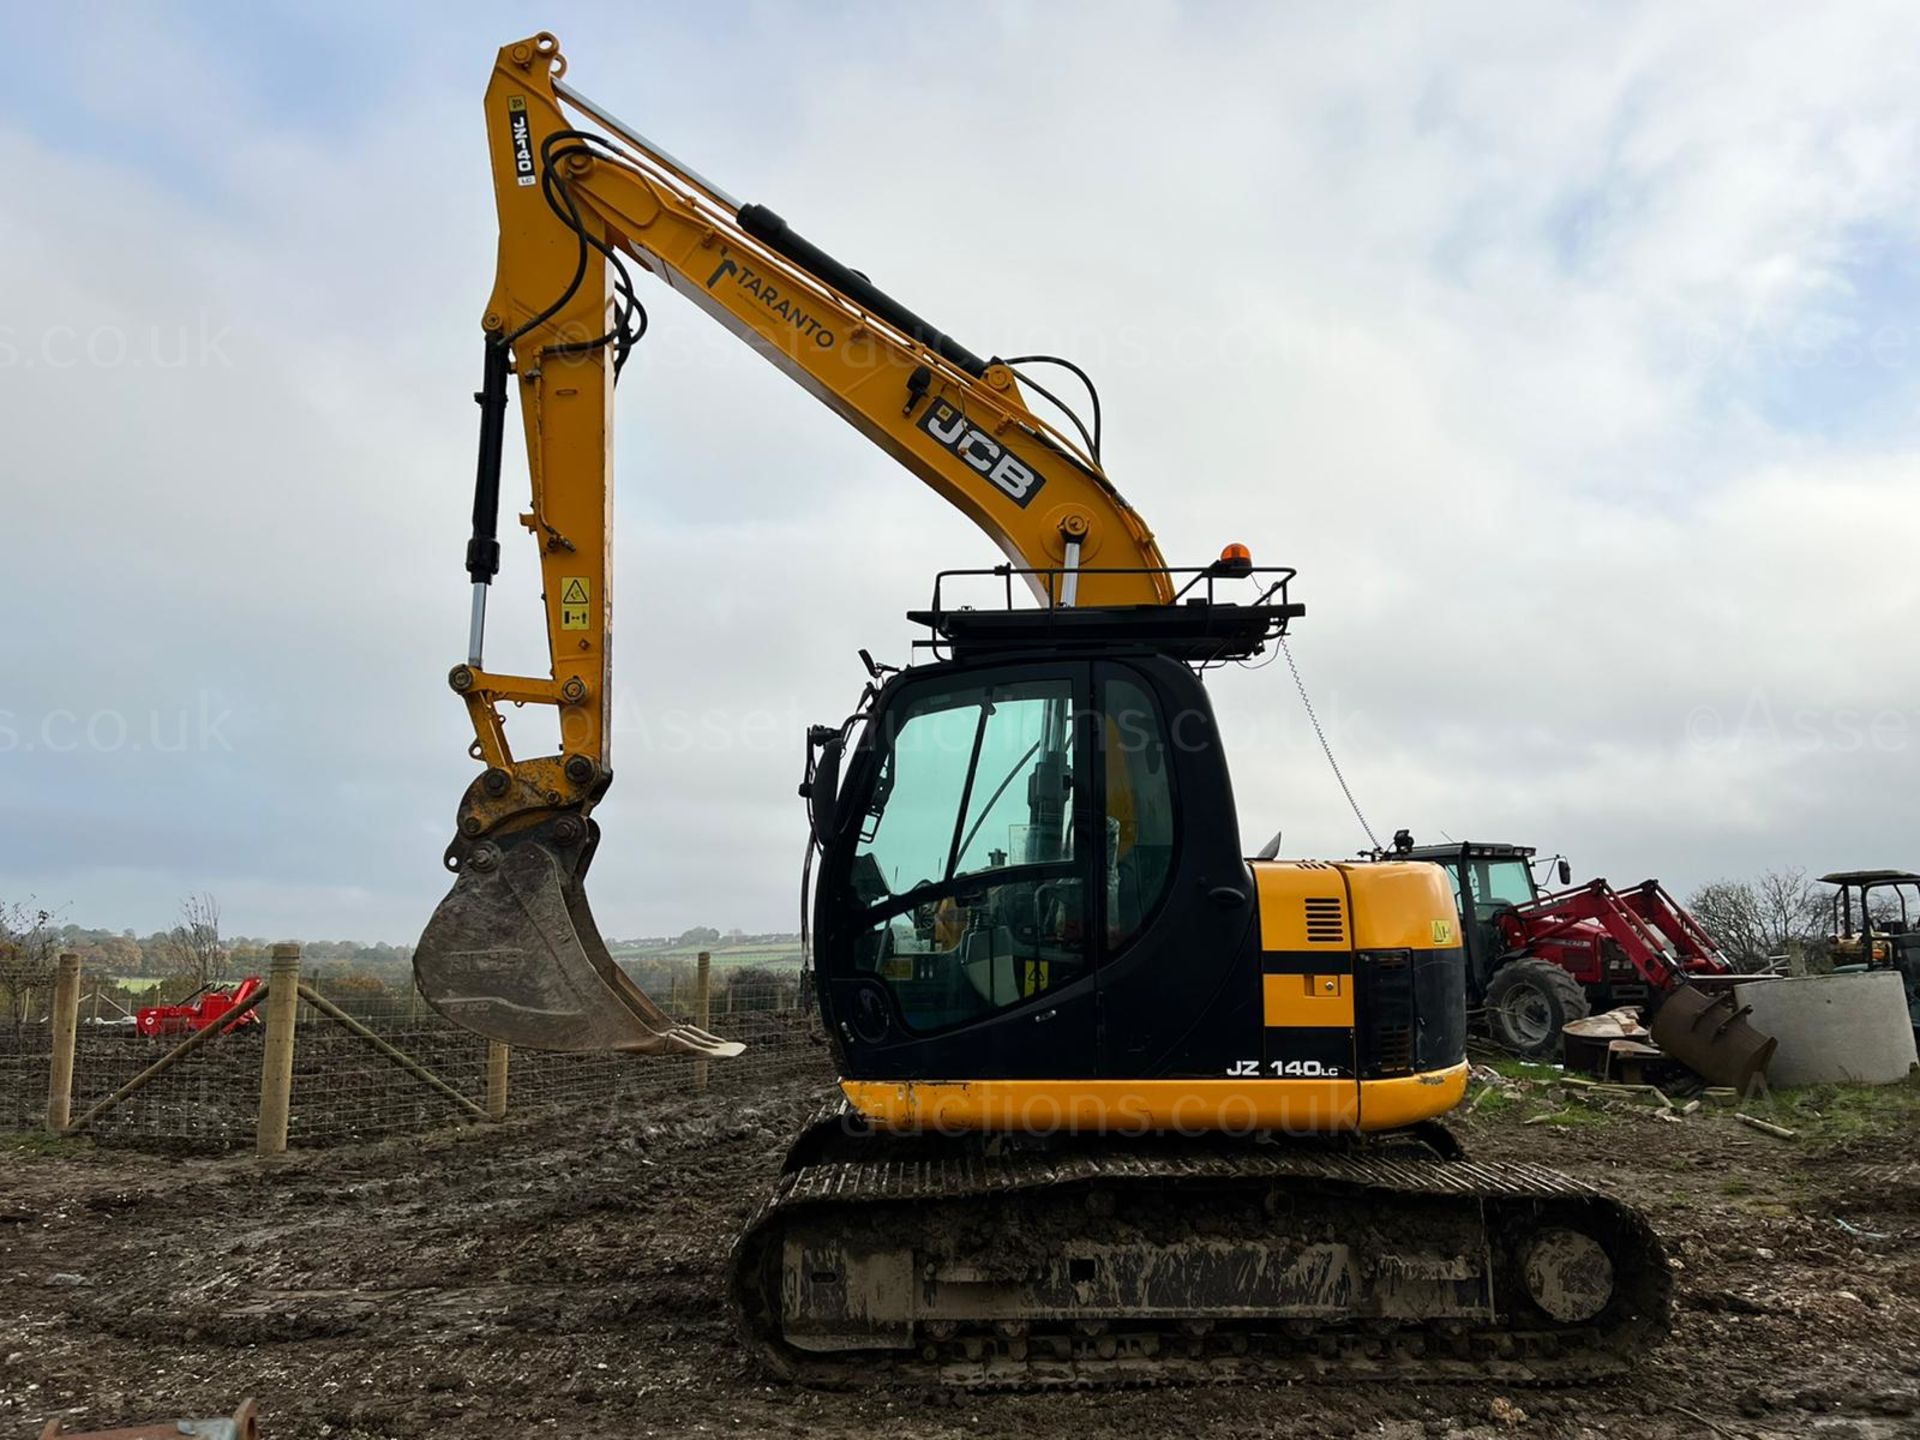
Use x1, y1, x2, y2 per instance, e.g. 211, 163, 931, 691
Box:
1376, 1025, 1416, 1073
1303, 896, 1347, 944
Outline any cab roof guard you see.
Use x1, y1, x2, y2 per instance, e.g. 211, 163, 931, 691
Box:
910, 563, 1302, 665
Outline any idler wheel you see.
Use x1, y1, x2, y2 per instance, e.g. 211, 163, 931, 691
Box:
1522, 1228, 1615, 1323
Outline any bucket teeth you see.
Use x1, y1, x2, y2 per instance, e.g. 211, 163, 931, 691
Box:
415, 822, 744, 1058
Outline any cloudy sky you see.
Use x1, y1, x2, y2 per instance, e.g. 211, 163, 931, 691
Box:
4, 2, 1918, 943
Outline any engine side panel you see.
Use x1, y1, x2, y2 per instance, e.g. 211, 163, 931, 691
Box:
837, 858, 1469, 1135
1252, 859, 1468, 1099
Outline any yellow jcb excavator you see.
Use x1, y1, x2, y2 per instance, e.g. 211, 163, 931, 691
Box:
413, 32, 1668, 1386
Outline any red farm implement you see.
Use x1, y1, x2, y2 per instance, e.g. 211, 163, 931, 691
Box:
134, 975, 264, 1039
1496, 877, 1732, 996
1397, 838, 1738, 1056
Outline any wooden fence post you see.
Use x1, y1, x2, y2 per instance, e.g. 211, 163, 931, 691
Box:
1785, 938, 1805, 977
486, 1041, 510, 1121
45, 953, 82, 1133
693, 951, 712, 1093
256, 943, 302, 1156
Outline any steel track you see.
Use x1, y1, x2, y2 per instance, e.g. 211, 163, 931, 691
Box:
728, 1109, 1670, 1389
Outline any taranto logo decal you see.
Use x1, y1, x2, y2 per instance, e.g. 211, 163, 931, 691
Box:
507, 96, 536, 187
704, 257, 837, 350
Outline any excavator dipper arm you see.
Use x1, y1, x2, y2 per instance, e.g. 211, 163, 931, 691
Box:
415, 32, 1170, 1055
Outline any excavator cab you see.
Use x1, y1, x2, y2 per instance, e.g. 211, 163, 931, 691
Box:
801, 566, 1464, 1113
812, 640, 1240, 1084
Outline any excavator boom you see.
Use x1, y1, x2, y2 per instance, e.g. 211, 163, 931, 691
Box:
415, 33, 1168, 1054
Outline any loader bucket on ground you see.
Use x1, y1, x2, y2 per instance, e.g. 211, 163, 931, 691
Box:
414, 825, 744, 1058
1649, 982, 1775, 1094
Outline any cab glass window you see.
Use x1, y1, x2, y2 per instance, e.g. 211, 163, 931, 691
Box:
1103, 673, 1175, 946
846, 676, 1084, 1033
1465, 859, 1534, 915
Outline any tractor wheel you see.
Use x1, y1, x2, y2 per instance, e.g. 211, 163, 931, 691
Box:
1485, 958, 1591, 1058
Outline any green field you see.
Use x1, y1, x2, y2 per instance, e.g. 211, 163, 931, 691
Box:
610, 943, 802, 968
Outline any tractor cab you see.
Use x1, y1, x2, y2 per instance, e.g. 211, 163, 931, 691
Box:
1391, 836, 1728, 1058
1821, 869, 1920, 1044
1395, 840, 1566, 996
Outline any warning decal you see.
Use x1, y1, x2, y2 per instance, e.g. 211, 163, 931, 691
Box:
559, 576, 591, 630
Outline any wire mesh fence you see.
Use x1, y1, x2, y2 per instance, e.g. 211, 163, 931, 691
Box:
287, 997, 494, 1146
0, 1019, 53, 1132
0, 961, 831, 1153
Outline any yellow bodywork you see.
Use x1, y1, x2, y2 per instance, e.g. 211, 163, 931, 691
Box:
1262, 971, 1354, 1029
843, 860, 1469, 1135
840, 1068, 1469, 1135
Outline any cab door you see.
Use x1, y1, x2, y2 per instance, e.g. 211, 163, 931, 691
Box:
818, 661, 1103, 1080
1092, 657, 1263, 1079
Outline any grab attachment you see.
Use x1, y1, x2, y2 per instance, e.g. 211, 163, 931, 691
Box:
415, 812, 743, 1057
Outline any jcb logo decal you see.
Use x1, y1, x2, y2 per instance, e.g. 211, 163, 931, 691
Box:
919, 398, 1046, 507
507, 97, 537, 187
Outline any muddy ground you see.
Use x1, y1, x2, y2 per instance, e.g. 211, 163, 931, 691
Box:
3, 1069, 1917, 1440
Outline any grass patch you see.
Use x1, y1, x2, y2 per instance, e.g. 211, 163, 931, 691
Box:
1479, 1056, 1567, 1084
2, 1130, 95, 1158
1462, 1085, 1520, 1119
1530, 1106, 1613, 1128
1760, 1069, 1920, 1142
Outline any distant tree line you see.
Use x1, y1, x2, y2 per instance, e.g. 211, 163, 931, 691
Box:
0, 899, 59, 1035
1684, 865, 1889, 969
0, 891, 418, 1025
0, 888, 804, 1029
610, 926, 803, 951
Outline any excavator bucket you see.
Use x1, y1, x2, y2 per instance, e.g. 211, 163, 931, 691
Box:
1649, 981, 1775, 1094
415, 820, 744, 1057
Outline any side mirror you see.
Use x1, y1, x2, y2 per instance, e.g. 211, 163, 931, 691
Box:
1558, 858, 1572, 886
800, 725, 845, 849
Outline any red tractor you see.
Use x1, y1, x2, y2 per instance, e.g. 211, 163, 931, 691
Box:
135, 975, 264, 1039
1398, 839, 1733, 1056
